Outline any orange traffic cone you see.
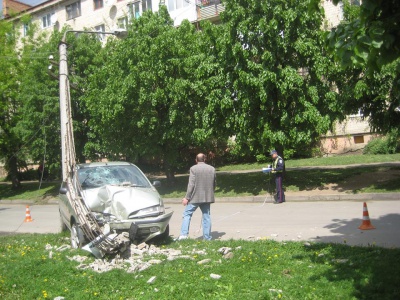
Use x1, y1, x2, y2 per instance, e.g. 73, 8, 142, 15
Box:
358, 202, 375, 230
24, 205, 33, 222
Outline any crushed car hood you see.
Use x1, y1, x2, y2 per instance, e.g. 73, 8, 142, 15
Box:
82, 185, 161, 220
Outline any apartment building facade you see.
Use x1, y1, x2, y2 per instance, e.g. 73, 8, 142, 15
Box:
3, 0, 226, 38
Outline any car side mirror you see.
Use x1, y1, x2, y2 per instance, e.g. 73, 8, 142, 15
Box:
152, 180, 161, 187
59, 187, 68, 194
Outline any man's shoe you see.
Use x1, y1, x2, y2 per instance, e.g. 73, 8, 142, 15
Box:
175, 235, 188, 241
273, 201, 282, 204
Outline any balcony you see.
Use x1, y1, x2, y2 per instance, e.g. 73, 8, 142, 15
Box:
196, 0, 225, 23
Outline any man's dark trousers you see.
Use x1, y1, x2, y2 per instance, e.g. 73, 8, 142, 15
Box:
275, 173, 285, 203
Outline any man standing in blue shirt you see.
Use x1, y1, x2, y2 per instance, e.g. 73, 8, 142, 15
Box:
270, 150, 285, 204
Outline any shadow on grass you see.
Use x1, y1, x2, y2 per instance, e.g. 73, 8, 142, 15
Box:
303, 213, 400, 299
154, 166, 400, 197
0, 181, 60, 201
1, 166, 398, 201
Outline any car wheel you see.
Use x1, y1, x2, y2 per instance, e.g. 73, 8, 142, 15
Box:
59, 210, 68, 232
71, 223, 86, 249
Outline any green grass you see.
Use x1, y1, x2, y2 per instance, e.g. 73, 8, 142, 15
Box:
217, 153, 400, 171
1, 155, 399, 201
155, 166, 400, 197
0, 182, 58, 203
0, 233, 399, 299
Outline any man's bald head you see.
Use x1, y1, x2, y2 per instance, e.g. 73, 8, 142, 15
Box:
196, 153, 206, 162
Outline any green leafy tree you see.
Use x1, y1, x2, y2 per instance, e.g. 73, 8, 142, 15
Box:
84, 7, 225, 181
15, 28, 103, 179
217, 0, 342, 158
327, 0, 400, 71
0, 19, 22, 187
327, 0, 400, 132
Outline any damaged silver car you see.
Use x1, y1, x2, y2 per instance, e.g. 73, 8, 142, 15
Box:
59, 162, 173, 249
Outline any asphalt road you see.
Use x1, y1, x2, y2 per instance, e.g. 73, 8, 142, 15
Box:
1, 201, 399, 248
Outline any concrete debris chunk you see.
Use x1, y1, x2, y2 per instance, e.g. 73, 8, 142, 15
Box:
148, 259, 162, 265
147, 276, 157, 284
269, 289, 283, 293
137, 242, 148, 250
45, 244, 53, 250
67, 255, 87, 263
332, 259, 349, 264
218, 247, 232, 255
56, 245, 71, 252
197, 259, 212, 265
54, 297, 65, 300
210, 273, 221, 280
223, 252, 234, 259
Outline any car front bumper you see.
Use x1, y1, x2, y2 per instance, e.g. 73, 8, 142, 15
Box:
108, 211, 173, 241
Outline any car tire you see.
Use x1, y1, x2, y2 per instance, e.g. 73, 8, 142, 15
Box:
71, 223, 86, 249
59, 210, 68, 232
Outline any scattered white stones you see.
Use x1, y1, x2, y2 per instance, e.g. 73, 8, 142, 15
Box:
270, 234, 278, 237
47, 241, 243, 274
303, 242, 311, 247
54, 297, 65, 300
210, 273, 221, 280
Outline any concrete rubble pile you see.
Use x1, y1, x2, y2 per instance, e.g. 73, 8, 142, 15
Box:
46, 242, 241, 274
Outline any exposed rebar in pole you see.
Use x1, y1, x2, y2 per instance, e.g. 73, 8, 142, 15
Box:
58, 29, 128, 257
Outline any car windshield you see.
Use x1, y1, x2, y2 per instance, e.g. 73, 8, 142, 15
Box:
77, 165, 151, 189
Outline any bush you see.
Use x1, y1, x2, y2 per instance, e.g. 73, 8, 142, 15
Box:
363, 130, 399, 154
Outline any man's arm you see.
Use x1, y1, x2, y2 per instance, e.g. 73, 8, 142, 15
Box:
275, 158, 284, 172
182, 167, 195, 206
185, 167, 196, 199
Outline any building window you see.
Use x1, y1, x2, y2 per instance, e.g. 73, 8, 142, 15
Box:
66, 1, 81, 20
354, 135, 365, 144
95, 24, 105, 41
129, 1, 141, 19
42, 13, 55, 28
142, 0, 152, 12
94, 0, 104, 10
117, 17, 128, 29
23, 23, 30, 36
168, 0, 190, 11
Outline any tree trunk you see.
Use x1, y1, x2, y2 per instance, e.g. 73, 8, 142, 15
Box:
164, 158, 176, 185
8, 155, 20, 189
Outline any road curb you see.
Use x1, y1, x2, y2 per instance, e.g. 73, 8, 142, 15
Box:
163, 193, 399, 203
1, 193, 398, 205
